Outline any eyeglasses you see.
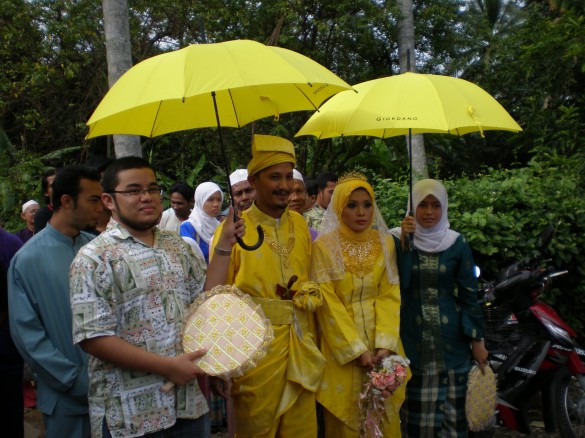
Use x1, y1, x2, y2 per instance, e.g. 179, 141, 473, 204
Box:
109, 187, 163, 198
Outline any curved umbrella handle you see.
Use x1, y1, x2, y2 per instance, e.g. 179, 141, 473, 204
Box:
236, 225, 264, 251
211, 90, 264, 251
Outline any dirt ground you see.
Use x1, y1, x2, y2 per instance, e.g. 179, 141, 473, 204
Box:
23, 409, 229, 438
492, 421, 558, 437
473, 395, 557, 437
24, 407, 553, 438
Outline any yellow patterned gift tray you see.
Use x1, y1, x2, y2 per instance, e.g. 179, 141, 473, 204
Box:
182, 284, 273, 378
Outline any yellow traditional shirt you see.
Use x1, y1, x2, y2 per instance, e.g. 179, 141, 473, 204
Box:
212, 204, 325, 436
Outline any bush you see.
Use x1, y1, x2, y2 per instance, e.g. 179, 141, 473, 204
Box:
0, 133, 48, 230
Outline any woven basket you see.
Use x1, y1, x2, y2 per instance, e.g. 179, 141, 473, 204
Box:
466, 364, 497, 432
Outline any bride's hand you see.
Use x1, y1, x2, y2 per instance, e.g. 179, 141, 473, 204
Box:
358, 351, 374, 370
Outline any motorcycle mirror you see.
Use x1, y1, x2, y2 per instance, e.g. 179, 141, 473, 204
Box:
537, 225, 556, 249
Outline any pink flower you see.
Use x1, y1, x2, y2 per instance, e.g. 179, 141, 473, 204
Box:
382, 373, 396, 388
371, 372, 386, 390
359, 354, 410, 438
395, 364, 406, 379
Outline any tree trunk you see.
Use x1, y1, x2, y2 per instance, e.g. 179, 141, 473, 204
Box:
102, 0, 142, 158
397, 0, 428, 181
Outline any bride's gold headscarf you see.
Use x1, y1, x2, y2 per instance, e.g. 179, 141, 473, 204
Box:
332, 174, 380, 277
311, 172, 398, 284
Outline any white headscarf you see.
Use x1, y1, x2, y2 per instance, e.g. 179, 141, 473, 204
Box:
408, 179, 459, 253
187, 182, 223, 244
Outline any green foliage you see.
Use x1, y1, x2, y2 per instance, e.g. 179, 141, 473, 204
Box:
1, 0, 472, 179
0, 0, 105, 154
458, 5, 585, 169
373, 156, 585, 337
1, 0, 584, 179
371, 173, 410, 227
0, 129, 92, 230
0, 145, 50, 232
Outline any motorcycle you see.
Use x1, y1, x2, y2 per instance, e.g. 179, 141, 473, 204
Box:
477, 226, 585, 437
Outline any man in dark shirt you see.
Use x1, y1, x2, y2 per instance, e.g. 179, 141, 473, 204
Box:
0, 227, 24, 437
14, 200, 39, 243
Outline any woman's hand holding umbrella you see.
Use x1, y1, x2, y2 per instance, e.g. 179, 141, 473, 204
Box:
401, 216, 416, 251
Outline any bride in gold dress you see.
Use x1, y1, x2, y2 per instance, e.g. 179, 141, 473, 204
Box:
311, 172, 409, 437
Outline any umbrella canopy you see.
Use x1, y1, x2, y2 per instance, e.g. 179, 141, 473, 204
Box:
295, 72, 521, 251
86, 39, 351, 251
295, 72, 522, 139
86, 39, 352, 139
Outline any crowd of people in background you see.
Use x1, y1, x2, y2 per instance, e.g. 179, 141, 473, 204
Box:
0, 134, 486, 438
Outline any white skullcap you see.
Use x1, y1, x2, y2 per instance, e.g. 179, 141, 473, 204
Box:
229, 169, 248, 186
22, 200, 39, 213
293, 169, 304, 182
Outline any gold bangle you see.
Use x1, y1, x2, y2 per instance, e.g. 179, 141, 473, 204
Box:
214, 246, 232, 256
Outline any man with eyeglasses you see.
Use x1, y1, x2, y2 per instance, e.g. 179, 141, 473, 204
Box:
9, 165, 103, 438
229, 168, 256, 211
69, 156, 244, 438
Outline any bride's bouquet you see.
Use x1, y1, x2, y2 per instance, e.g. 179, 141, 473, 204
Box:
359, 354, 410, 438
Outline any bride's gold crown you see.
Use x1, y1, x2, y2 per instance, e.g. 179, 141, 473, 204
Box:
337, 171, 368, 185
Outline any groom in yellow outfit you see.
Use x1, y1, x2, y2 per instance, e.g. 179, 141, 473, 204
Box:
212, 134, 325, 438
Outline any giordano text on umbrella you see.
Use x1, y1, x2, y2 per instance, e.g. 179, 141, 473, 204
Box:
377, 116, 418, 121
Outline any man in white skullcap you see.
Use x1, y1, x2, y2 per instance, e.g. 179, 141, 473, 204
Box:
289, 170, 318, 240
14, 200, 40, 243
288, 169, 307, 214
229, 169, 256, 211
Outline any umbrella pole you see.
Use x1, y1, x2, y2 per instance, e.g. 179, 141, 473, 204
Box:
405, 128, 414, 251
211, 91, 264, 251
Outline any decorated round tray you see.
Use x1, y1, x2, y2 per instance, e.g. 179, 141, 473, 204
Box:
466, 364, 497, 432
182, 285, 273, 378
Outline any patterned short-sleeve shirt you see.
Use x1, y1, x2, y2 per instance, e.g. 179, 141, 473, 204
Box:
304, 205, 326, 232
71, 220, 209, 438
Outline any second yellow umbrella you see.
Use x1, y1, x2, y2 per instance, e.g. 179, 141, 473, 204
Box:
295, 72, 522, 139
296, 72, 522, 248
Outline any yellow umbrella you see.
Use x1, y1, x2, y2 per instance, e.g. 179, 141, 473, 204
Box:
295, 72, 522, 139
87, 39, 352, 138
87, 39, 351, 250
295, 72, 521, 249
